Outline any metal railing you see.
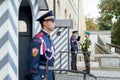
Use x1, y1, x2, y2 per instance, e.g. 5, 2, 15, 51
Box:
95, 43, 113, 54
106, 43, 120, 54
54, 50, 97, 80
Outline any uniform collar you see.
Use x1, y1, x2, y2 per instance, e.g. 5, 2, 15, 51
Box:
72, 35, 76, 38
41, 29, 50, 38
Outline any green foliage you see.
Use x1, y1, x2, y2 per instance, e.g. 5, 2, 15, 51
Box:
85, 17, 98, 30
111, 19, 120, 46
97, 0, 120, 45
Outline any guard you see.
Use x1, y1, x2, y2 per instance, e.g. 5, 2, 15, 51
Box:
27, 10, 56, 80
82, 31, 91, 73
70, 31, 80, 70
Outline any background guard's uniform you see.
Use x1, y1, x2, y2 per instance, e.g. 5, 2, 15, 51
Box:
70, 32, 80, 70
27, 30, 55, 80
82, 38, 91, 73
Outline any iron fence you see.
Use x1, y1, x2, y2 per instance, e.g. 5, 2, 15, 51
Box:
106, 43, 120, 54
54, 70, 97, 80
54, 50, 97, 80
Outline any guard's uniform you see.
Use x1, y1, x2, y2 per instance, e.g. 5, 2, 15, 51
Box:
70, 31, 80, 70
82, 32, 91, 73
27, 30, 55, 80
27, 10, 55, 80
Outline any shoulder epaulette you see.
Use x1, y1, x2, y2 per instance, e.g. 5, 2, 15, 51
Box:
35, 32, 46, 55
35, 32, 43, 39
33, 32, 43, 43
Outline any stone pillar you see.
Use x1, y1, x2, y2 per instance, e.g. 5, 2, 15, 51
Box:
79, 0, 86, 42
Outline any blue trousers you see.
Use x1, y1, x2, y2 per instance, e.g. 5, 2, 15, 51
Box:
71, 53, 77, 70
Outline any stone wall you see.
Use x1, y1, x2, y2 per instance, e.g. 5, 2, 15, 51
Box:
100, 57, 120, 68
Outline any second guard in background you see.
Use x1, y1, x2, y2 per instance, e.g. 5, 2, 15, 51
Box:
27, 10, 56, 80
70, 31, 80, 70
82, 31, 91, 73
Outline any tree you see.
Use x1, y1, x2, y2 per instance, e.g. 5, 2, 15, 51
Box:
111, 19, 120, 45
97, 0, 115, 30
97, 0, 120, 45
85, 17, 98, 30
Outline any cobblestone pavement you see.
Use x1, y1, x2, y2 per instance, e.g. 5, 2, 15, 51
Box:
55, 70, 120, 80
55, 73, 83, 80
55, 73, 95, 80
91, 70, 120, 77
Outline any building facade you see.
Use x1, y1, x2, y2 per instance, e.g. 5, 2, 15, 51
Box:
0, 0, 86, 80
45, 0, 86, 71
46, 0, 86, 41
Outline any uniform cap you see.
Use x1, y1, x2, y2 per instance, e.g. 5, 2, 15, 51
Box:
85, 31, 91, 35
72, 30, 78, 34
37, 10, 55, 24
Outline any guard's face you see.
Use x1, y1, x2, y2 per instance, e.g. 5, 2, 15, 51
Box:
45, 20, 56, 31
73, 33, 78, 37
85, 34, 90, 38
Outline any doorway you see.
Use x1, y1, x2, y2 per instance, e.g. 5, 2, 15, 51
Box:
19, 1, 32, 80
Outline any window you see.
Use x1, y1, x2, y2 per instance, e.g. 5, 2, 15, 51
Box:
69, 14, 71, 19
18, 20, 27, 32
57, 0, 61, 13
57, 31, 61, 36
65, 9, 67, 18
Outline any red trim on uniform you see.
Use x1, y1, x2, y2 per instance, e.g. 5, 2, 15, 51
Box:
42, 41, 46, 54
36, 32, 43, 38
30, 68, 35, 73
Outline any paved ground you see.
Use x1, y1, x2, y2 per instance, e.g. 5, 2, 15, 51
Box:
55, 69, 120, 80
91, 69, 120, 77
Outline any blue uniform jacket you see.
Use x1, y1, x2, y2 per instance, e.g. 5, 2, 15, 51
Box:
70, 36, 80, 52
27, 30, 55, 80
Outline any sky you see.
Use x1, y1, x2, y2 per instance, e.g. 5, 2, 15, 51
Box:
83, 0, 100, 19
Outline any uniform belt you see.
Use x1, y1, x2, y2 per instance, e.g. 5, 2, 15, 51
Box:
39, 65, 54, 70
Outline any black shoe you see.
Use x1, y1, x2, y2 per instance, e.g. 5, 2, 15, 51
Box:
86, 70, 90, 73
83, 70, 90, 73
83, 70, 86, 72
